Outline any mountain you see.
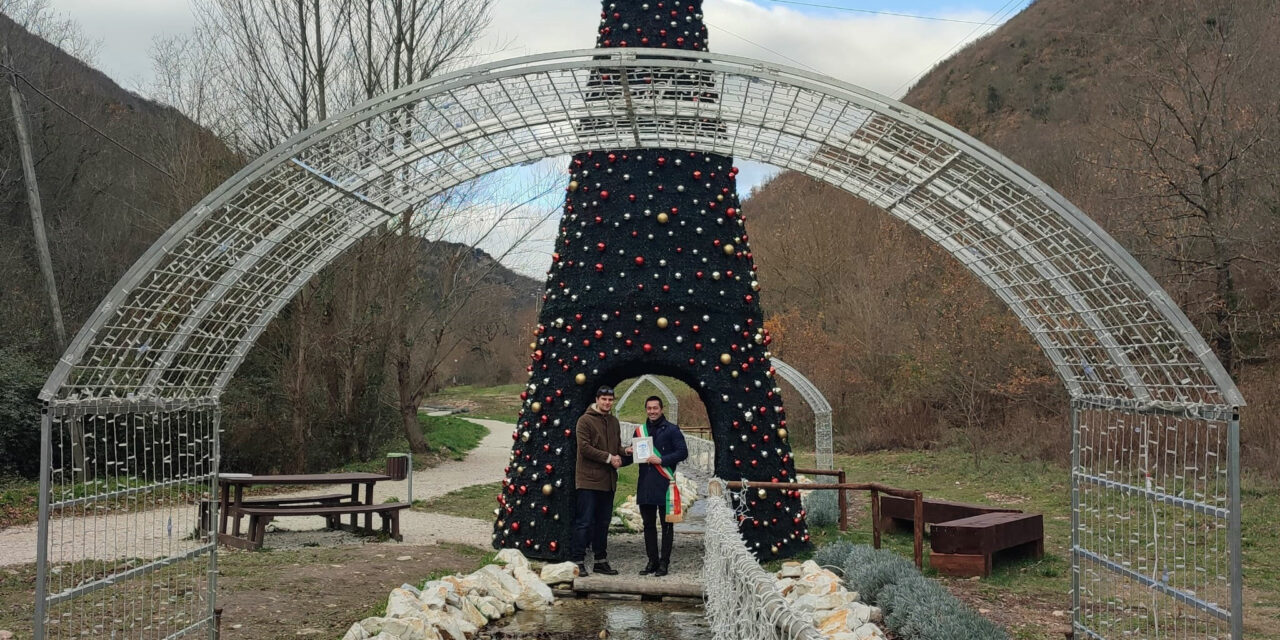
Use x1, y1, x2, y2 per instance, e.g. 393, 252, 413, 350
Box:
743, 0, 1280, 472
0, 12, 542, 476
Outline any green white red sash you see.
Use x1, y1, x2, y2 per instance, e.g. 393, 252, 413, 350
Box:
636, 421, 682, 522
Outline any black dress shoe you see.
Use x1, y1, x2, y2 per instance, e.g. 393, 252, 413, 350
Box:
639, 561, 659, 576
593, 561, 619, 575
653, 561, 669, 577
575, 563, 589, 577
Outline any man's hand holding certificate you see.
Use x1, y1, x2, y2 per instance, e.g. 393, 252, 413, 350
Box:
632, 436, 654, 462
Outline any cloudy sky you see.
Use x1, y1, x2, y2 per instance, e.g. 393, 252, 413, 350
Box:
44, 0, 1029, 275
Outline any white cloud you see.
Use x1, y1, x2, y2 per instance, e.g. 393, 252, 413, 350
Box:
483, 0, 1000, 98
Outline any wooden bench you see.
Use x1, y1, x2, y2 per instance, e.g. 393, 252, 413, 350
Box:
877, 494, 1021, 533
929, 512, 1044, 577
224, 503, 411, 549
199, 493, 352, 535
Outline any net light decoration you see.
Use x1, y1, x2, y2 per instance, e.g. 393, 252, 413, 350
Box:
492, 0, 810, 560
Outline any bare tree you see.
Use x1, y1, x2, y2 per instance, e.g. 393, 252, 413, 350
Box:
1107, 1, 1280, 377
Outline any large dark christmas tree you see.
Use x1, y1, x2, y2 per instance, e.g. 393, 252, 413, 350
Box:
493, 0, 810, 561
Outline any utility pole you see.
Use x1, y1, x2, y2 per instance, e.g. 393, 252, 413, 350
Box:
5, 43, 67, 350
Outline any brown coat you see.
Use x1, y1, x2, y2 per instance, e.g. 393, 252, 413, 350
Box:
575, 403, 627, 491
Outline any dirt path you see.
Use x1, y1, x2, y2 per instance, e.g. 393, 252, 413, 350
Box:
0, 417, 512, 567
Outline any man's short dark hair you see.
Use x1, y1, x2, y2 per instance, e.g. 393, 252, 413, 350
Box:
644, 395, 663, 408
596, 385, 615, 398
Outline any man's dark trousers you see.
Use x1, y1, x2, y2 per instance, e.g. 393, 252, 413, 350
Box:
640, 503, 674, 565
571, 488, 615, 562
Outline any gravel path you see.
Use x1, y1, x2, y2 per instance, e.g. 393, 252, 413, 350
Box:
0, 416, 514, 567
267, 416, 513, 545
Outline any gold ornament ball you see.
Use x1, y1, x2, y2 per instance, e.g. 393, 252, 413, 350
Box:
720, 353, 732, 365
731, 370, 739, 378
530, 342, 537, 349
723, 243, 736, 255
757, 488, 768, 499
657, 212, 669, 224
542, 484, 553, 496
530, 401, 542, 413
568, 180, 579, 192
770, 545, 779, 555
575, 373, 587, 385
778, 428, 788, 440
656, 317, 669, 329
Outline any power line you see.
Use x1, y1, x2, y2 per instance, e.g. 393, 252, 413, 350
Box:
1, 62, 177, 181
705, 20, 822, 74
891, 0, 1028, 97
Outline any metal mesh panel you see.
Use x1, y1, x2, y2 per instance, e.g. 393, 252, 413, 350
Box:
1072, 399, 1241, 639
771, 359, 834, 470
704, 480, 823, 640
36, 402, 219, 639
617, 375, 681, 424
41, 50, 1239, 408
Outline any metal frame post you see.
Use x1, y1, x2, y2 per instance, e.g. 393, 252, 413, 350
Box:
1229, 409, 1243, 639
209, 405, 222, 639
33, 406, 51, 639
1069, 402, 1081, 636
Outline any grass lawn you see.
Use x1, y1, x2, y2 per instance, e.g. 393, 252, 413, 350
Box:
787, 447, 1280, 639
423, 384, 525, 422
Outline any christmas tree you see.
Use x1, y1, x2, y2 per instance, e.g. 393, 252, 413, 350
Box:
493, 0, 810, 561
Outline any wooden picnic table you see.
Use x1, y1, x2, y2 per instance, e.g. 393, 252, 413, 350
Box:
217, 472, 394, 549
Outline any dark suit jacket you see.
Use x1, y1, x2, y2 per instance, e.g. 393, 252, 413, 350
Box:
635, 416, 688, 506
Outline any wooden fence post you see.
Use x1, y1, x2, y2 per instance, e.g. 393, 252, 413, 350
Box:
912, 489, 924, 569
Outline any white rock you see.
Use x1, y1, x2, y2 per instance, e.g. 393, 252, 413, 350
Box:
791, 594, 819, 612
851, 622, 884, 639
777, 562, 803, 579
341, 623, 371, 640
513, 566, 555, 604
386, 588, 423, 618
475, 565, 524, 602
418, 608, 466, 640
616, 496, 644, 530
470, 594, 502, 620
445, 605, 479, 636
494, 548, 531, 570
811, 591, 857, 612
799, 560, 823, 577
457, 596, 488, 629
541, 561, 580, 584
419, 581, 452, 609
867, 606, 883, 624
384, 617, 440, 640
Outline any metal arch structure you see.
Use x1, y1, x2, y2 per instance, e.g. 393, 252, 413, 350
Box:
32, 48, 1243, 639
617, 374, 680, 424
770, 358, 834, 471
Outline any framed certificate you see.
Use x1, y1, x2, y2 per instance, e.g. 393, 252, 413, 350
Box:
632, 437, 654, 461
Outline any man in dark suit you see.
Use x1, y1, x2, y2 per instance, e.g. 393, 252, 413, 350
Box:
626, 396, 688, 577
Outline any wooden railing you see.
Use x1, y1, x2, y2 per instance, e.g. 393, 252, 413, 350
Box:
721, 477, 925, 569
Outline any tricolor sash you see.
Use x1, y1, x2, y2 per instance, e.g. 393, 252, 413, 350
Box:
636, 421, 683, 523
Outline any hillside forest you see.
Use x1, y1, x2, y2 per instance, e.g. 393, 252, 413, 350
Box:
3, 0, 1279, 480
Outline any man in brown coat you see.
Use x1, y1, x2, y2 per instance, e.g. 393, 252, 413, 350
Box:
571, 386, 630, 575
